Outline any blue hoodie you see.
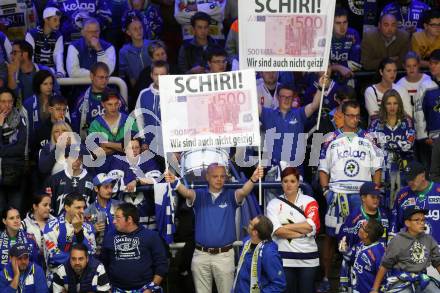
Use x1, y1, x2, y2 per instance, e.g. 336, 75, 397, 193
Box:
119, 40, 152, 83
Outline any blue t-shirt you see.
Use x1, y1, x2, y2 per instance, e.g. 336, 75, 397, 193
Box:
260, 107, 307, 167
192, 188, 239, 247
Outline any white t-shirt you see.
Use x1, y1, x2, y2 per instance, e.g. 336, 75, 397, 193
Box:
397, 73, 431, 117
364, 83, 413, 118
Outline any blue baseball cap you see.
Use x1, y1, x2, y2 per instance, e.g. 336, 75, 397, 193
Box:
93, 173, 115, 187
360, 182, 382, 197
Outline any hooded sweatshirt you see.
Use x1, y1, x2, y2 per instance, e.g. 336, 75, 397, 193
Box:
381, 231, 440, 273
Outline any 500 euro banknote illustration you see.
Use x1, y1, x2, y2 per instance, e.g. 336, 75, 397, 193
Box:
174, 91, 254, 135
260, 15, 327, 57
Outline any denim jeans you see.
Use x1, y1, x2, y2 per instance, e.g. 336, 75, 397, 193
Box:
283, 266, 317, 293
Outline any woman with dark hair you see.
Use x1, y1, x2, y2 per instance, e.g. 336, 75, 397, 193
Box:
364, 58, 412, 119
369, 89, 415, 208
22, 193, 55, 268
266, 167, 320, 293
0, 88, 26, 213
22, 70, 55, 156
0, 207, 39, 269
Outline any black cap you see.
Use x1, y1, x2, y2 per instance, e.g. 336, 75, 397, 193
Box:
403, 206, 428, 221
430, 49, 440, 61
404, 161, 426, 181
360, 182, 382, 197
9, 243, 30, 258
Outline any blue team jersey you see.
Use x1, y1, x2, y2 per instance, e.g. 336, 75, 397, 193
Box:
381, 0, 430, 30
47, 0, 112, 42
70, 87, 127, 134
422, 86, 440, 136
352, 242, 385, 293
369, 118, 415, 161
339, 206, 389, 248
391, 182, 440, 242
260, 107, 308, 167
330, 28, 361, 68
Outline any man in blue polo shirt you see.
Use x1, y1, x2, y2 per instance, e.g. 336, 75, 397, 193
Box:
165, 164, 264, 293
260, 75, 327, 172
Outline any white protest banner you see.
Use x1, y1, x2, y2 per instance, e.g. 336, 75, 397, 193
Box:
159, 69, 261, 153
239, 0, 336, 71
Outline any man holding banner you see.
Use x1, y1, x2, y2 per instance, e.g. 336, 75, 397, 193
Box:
165, 164, 264, 293
260, 74, 328, 172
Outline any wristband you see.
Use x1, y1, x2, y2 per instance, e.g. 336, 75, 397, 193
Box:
171, 179, 181, 190
250, 178, 258, 184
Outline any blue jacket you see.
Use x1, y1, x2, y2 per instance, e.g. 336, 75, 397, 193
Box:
102, 226, 168, 290
118, 41, 152, 83
70, 38, 113, 72
0, 262, 48, 293
234, 240, 286, 293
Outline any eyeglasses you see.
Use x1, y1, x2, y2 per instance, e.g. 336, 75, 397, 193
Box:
344, 114, 361, 119
409, 218, 426, 224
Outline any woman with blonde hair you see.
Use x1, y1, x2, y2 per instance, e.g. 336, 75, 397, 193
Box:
38, 121, 76, 181
369, 89, 415, 208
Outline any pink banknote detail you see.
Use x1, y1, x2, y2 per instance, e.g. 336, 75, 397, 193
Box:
264, 15, 327, 57
186, 90, 254, 134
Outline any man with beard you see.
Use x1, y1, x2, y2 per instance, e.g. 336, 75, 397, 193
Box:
52, 243, 110, 292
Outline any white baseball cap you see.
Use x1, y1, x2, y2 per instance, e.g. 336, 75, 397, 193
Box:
43, 7, 61, 19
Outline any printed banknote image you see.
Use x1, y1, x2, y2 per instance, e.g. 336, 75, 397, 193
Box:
263, 15, 327, 57
184, 90, 254, 135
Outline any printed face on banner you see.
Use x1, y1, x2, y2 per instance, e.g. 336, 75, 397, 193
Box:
159, 70, 261, 153
239, 0, 337, 71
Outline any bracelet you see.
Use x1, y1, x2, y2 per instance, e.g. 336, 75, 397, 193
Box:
250, 178, 258, 184
316, 85, 323, 91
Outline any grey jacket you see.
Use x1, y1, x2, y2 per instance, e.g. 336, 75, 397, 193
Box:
382, 231, 440, 273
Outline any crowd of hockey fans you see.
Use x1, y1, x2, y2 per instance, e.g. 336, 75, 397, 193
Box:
2, 0, 440, 292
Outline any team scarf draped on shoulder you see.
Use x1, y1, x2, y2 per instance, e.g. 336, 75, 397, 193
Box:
233, 239, 266, 293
